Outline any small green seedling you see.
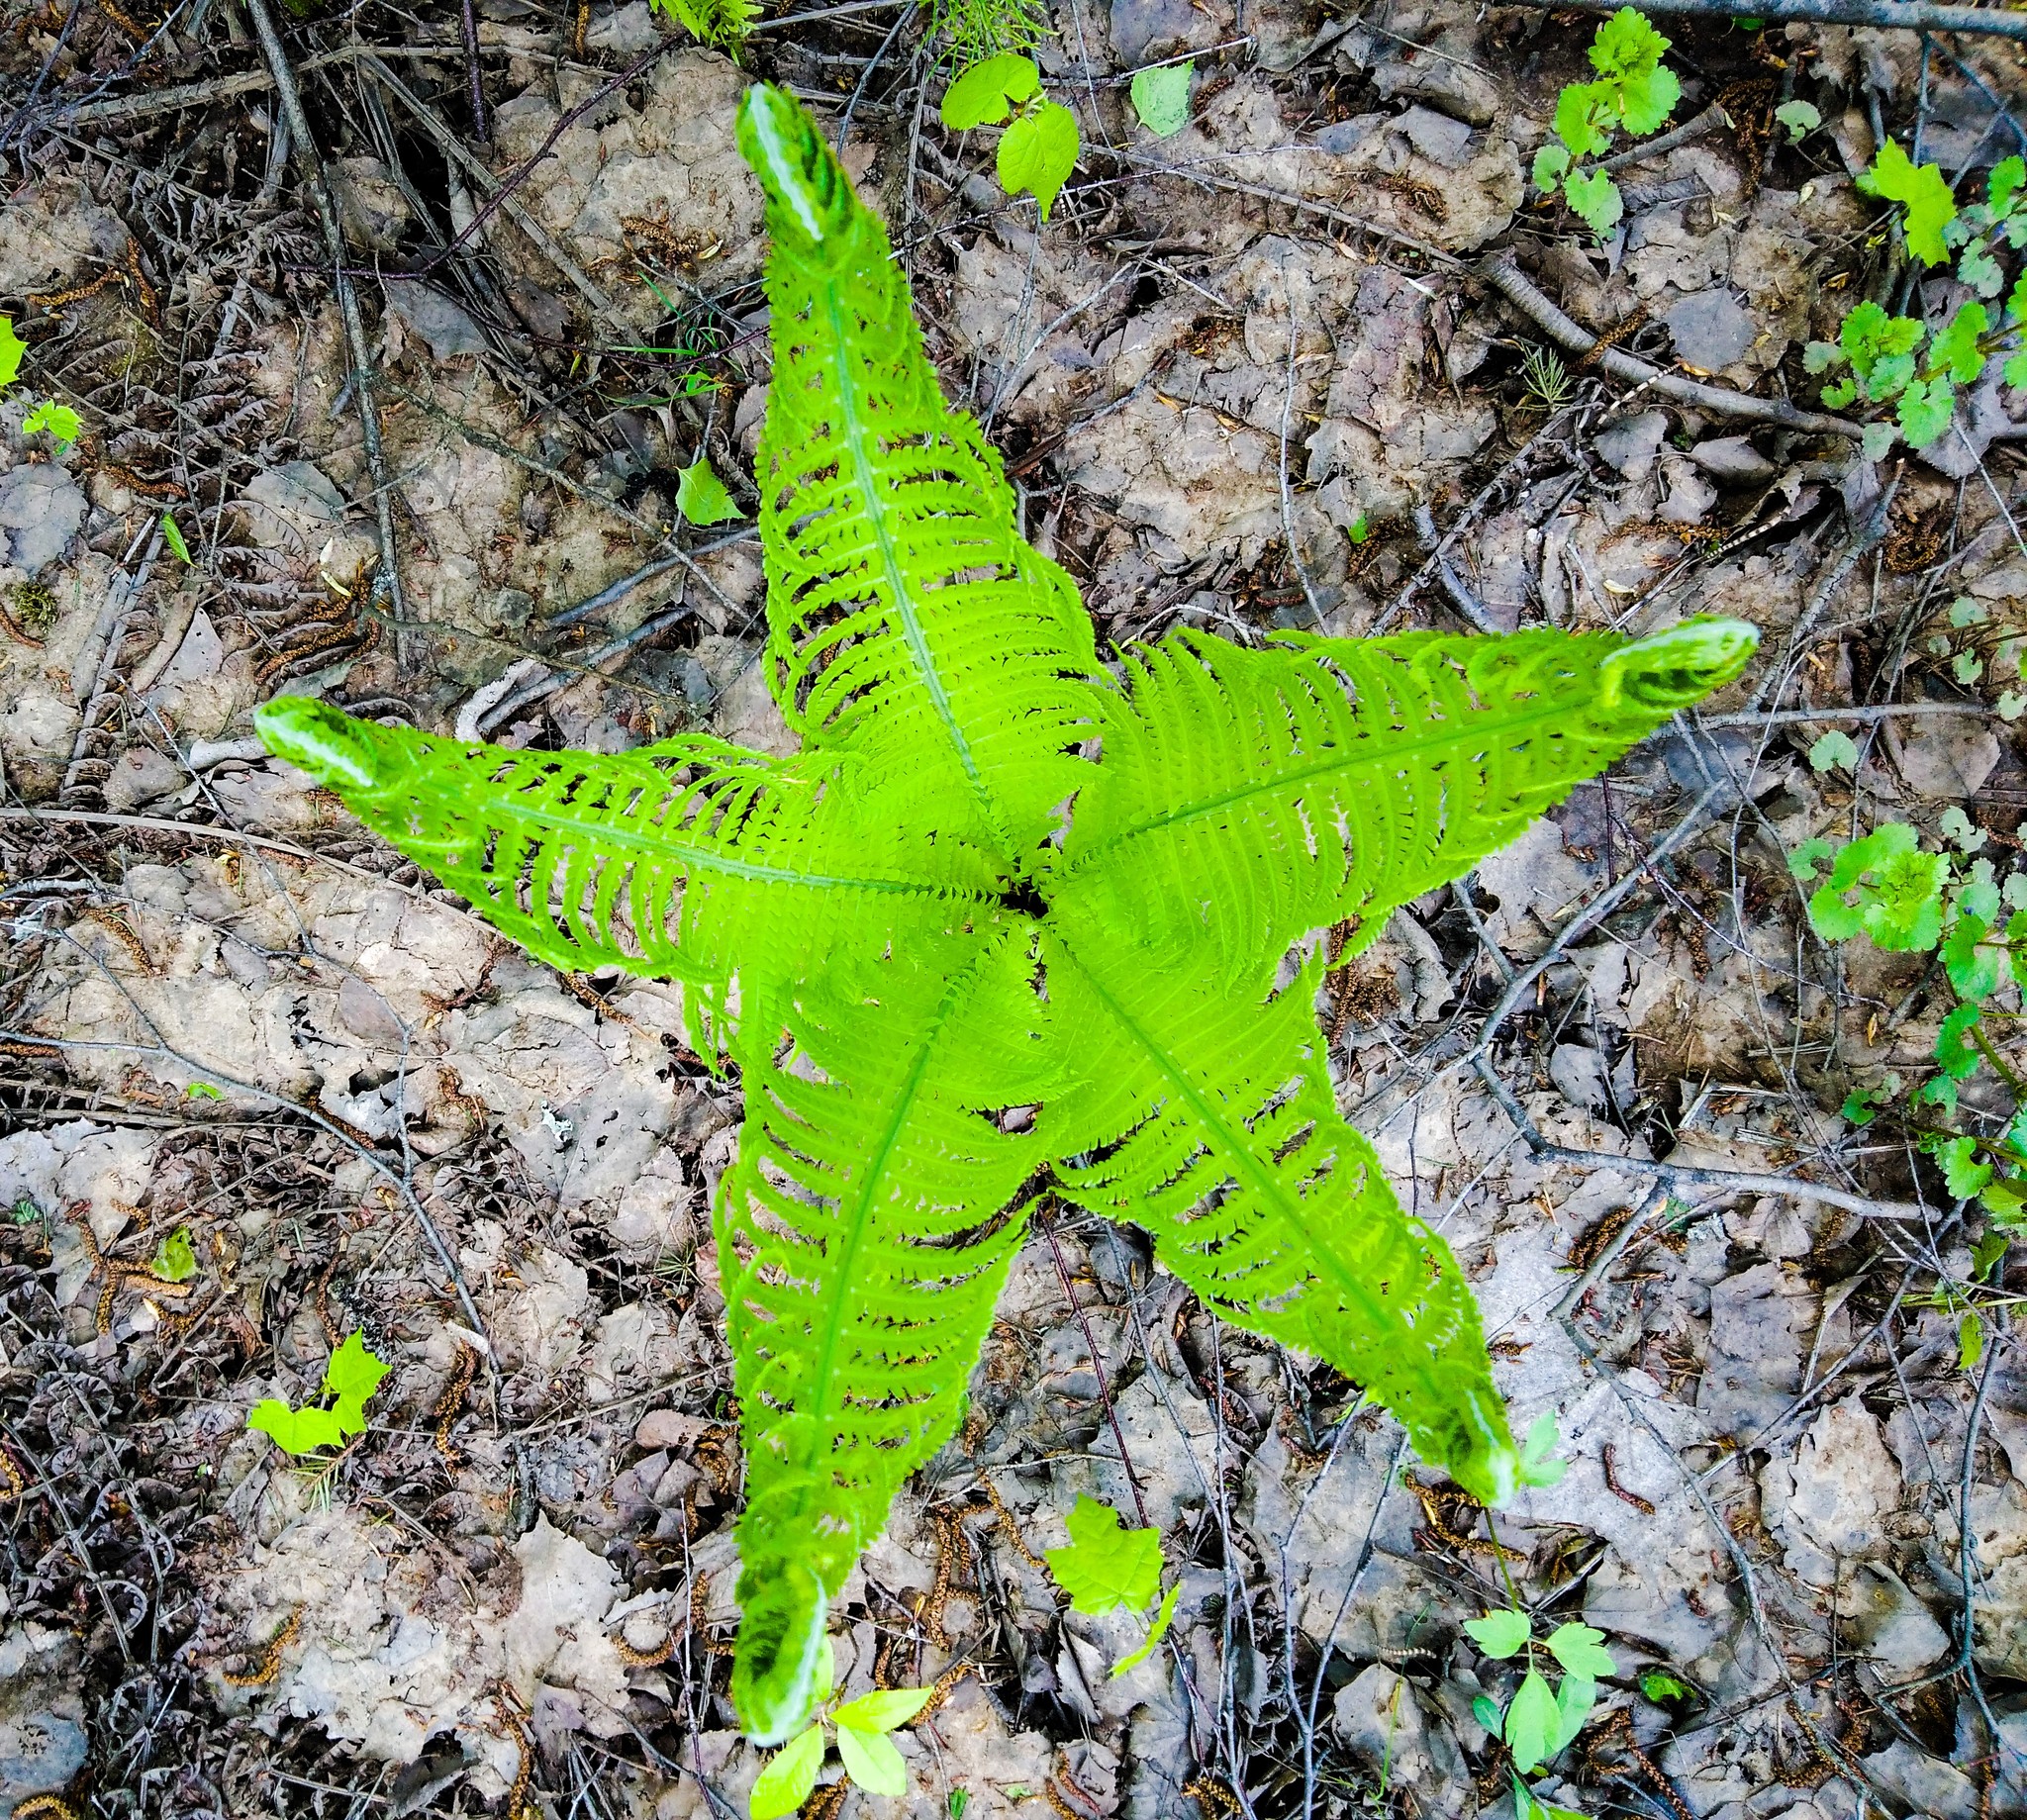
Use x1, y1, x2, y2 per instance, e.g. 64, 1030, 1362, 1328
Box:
1639, 1670, 1691, 1704
1531, 9, 1682, 238
1044, 1494, 1181, 1675
1809, 152, 2027, 454
22, 399, 78, 449
1129, 60, 1192, 139
941, 54, 1080, 220
750, 1679, 935, 1818
675, 453, 740, 527
247, 1329, 389, 1455
149, 1228, 197, 1284
1808, 729, 1860, 774
160, 513, 193, 564
648, 0, 756, 51
1463, 1609, 1616, 1776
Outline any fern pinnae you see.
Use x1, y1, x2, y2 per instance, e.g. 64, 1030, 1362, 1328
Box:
738, 87, 1104, 855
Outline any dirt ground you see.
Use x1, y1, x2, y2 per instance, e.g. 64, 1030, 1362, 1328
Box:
0, 0, 2025, 1816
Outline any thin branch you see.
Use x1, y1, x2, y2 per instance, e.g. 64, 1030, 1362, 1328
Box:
1514, 0, 2027, 41
1480, 253, 1863, 437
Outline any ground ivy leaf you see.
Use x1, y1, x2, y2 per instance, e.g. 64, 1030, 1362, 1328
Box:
1808, 729, 1859, 773
941, 53, 1039, 129
1775, 99, 1819, 142
1533, 144, 1571, 192
750, 1724, 824, 1819
676, 454, 741, 526
831, 1688, 933, 1734
1464, 1609, 1532, 1659
1504, 1669, 1559, 1773
1112, 1581, 1181, 1676
834, 1722, 907, 1797
1937, 1004, 1983, 1079
1544, 1622, 1616, 1678
1045, 1494, 1162, 1613
1129, 61, 1191, 138
998, 100, 1079, 219
248, 1398, 346, 1455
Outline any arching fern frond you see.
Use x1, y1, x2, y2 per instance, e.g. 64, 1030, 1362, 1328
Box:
1055, 620, 1760, 981
737, 86, 1104, 855
1042, 918, 1516, 1504
254, 699, 997, 1053
721, 928, 1056, 1740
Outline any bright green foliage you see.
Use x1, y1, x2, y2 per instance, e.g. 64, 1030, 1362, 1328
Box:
1046, 1494, 1163, 1613
1808, 729, 1859, 773
1515, 1412, 1567, 1486
1795, 823, 2027, 1236
940, 53, 1039, 127
927, 0, 1046, 58
150, 1227, 197, 1283
1815, 153, 2027, 448
247, 1328, 389, 1454
1532, 10, 1680, 240
161, 513, 192, 564
1111, 1583, 1180, 1676
675, 453, 740, 526
1859, 140, 1959, 265
648, 0, 757, 52
23, 399, 78, 446
0, 317, 23, 389
1640, 1671, 1691, 1704
997, 101, 1079, 219
750, 1685, 933, 1818
1130, 60, 1193, 139
1467, 1604, 1615, 1780
1775, 100, 1820, 143
257, 85, 1756, 1746
942, 54, 1080, 218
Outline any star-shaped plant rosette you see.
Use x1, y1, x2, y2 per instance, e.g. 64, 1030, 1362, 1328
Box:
257, 85, 1757, 1744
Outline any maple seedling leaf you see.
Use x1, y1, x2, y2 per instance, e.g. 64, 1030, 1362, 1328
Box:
254, 83, 1759, 1746
246, 1328, 389, 1454
1045, 1495, 1163, 1613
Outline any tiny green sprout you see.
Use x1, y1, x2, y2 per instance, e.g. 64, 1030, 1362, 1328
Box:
187, 1081, 223, 1100
10, 1198, 40, 1226
1639, 1671, 1690, 1704
247, 1329, 390, 1456
1347, 514, 1371, 545
1804, 823, 1949, 952
1808, 729, 1859, 774
1516, 1412, 1566, 1488
1774, 100, 1819, 143
149, 1228, 197, 1284
948, 1793, 970, 1820
22, 399, 78, 448
160, 513, 193, 565
750, 1685, 935, 1819
675, 453, 741, 527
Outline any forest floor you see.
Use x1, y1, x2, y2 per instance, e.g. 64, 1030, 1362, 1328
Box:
1, 1, 2025, 1817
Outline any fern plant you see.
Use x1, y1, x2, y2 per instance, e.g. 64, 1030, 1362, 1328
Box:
255, 84, 1757, 1746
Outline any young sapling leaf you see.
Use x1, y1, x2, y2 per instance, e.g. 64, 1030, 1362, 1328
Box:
1504, 1670, 1560, 1773
1045, 1495, 1162, 1613
831, 1688, 934, 1733
1544, 1622, 1616, 1678
1516, 1412, 1567, 1487
1129, 60, 1192, 138
1808, 730, 1859, 773
676, 454, 741, 526
834, 1722, 907, 1797
998, 100, 1078, 219
750, 1724, 824, 1819
1464, 1609, 1532, 1659
941, 52, 1040, 128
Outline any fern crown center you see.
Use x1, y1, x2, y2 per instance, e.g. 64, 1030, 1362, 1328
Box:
254, 82, 1757, 1749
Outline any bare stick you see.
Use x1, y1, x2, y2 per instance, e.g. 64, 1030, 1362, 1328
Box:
1510, 0, 2027, 43
1480, 253, 1862, 437
242, 0, 412, 661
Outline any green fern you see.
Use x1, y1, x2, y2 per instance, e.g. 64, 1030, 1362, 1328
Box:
254, 84, 1758, 1746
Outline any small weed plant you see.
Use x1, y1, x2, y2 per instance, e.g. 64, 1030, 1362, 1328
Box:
939, 52, 1080, 218
247, 1329, 390, 1454
0, 316, 80, 451
258, 85, 1756, 1745
1808, 149, 2027, 457
1531, 9, 1682, 239
1792, 812, 2027, 1358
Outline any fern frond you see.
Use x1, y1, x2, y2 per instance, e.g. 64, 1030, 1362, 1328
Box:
1057, 620, 1758, 980
721, 929, 1052, 1740
253, 698, 997, 1051
736, 86, 1104, 856
1042, 920, 1517, 1504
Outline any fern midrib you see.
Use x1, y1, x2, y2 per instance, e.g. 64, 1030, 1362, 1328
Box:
1051, 931, 1413, 1354
816, 274, 1011, 853
1071, 681, 1606, 864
